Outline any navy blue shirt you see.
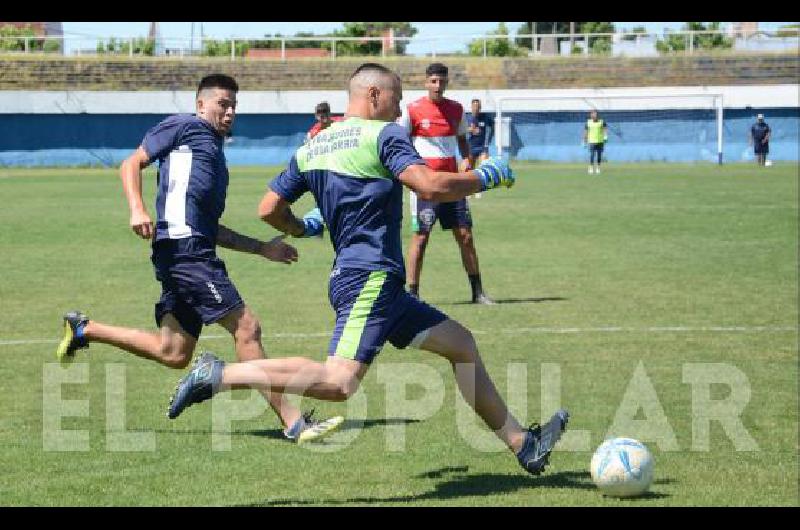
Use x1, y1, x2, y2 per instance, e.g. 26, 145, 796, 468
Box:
141, 114, 229, 244
751, 122, 770, 143
270, 118, 424, 279
467, 113, 494, 151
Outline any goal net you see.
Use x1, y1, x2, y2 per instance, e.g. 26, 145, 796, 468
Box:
495, 94, 724, 164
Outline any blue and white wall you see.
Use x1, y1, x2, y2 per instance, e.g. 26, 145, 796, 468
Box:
0, 85, 797, 166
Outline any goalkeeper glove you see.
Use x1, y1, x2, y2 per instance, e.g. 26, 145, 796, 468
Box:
297, 207, 324, 238
474, 156, 514, 191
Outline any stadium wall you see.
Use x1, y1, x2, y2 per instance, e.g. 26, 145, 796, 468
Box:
0, 85, 797, 166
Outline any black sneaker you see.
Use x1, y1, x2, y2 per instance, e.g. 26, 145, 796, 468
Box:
167, 352, 225, 419
56, 310, 89, 363
516, 409, 570, 475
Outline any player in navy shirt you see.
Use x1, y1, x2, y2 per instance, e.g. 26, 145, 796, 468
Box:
466, 98, 494, 170
56, 74, 343, 443
167, 64, 569, 477
750, 113, 771, 166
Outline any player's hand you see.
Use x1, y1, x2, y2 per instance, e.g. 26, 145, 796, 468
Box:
474, 156, 514, 191
259, 234, 298, 264
130, 209, 154, 240
460, 159, 473, 172
297, 207, 325, 238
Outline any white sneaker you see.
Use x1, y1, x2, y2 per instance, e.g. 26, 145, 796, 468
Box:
588, 166, 594, 174
595, 167, 601, 174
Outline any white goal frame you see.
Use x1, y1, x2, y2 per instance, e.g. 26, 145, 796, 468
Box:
495, 93, 724, 164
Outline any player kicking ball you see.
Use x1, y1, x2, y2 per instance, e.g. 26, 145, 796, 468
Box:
166, 63, 569, 476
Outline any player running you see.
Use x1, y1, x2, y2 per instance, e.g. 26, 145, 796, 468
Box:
56, 74, 342, 444
167, 63, 569, 477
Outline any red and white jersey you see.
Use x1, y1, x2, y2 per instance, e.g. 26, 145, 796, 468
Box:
398, 96, 468, 172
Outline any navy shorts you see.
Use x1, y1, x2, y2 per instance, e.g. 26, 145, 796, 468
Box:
469, 146, 487, 158
327, 268, 449, 364
754, 142, 769, 155
589, 143, 604, 161
410, 192, 473, 233
151, 237, 244, 339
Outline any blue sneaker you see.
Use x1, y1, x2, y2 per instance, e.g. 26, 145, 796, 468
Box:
167, 352, 225, 419
516, 409, 570, 475
56, 310, 89, 363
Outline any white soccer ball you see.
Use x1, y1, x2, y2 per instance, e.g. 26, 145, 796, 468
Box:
590, 437, 654, 497
765, 160, 773, 167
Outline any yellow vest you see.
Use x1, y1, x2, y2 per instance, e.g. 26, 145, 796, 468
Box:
586, 119, 605, 144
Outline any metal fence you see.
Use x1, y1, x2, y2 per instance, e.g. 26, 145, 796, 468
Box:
1, 29, 797, 60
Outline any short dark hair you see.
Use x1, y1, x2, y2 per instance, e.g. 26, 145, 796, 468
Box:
471, 98, 481, 104
315, 101, 331, 114
426, 62, 448, 77
350, 62, 394, 80
196, 74, 239, 98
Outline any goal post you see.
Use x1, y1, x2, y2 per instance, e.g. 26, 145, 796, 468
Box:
495, 93, 724, 164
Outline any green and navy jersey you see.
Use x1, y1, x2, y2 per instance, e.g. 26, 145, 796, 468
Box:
269, 117, 425, 279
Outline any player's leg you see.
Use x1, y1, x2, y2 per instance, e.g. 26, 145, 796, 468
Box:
406, 191, 437, 297
57, 298, 200, 368
595, 144, 603, 174
442, 201, 493, 304
588, 143, 595, 173
389, 296, 569, 474
168, 268, 392, 418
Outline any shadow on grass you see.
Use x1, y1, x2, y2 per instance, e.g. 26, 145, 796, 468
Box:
443, 296, 568, 306
235, 467, 604, 506
145, 418, 421, 440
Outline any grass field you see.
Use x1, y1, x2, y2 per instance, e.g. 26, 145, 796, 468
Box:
0, 162, 796, 506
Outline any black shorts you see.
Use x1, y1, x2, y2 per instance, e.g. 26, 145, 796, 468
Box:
754, 142, 769, 155
151, 237, 244, 338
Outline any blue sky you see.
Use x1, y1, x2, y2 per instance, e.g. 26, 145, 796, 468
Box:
60, 22, 793, 55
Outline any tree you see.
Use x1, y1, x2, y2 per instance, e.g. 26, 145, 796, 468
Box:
0, 23, 61, 53
468, 22, 525, 57
515, 22, 573, 50
622, 25, 648, 42
329, 22, 418, 56
656, 22, 733, 53
578, 22, 615, 55
514, 22, 613, 54
97, 37, 155, 56
202, 38, 249, 57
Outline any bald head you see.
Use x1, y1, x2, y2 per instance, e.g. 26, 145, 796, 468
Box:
348, 63, 400, 95
345, 63, 403, 122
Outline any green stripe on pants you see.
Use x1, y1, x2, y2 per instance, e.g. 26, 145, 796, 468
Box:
335, 271, 387, 360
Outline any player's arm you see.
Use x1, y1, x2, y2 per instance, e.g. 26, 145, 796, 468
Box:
764, 127, 770, 144
217, 224, 297, 264
398, 160, 512, 203
258, 191, 324, 239
258, 191, 305, 237
119, 146, 154, 240
399, 164, 480, 202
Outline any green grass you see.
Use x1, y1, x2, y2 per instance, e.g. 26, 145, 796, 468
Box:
0, 162, 796, 506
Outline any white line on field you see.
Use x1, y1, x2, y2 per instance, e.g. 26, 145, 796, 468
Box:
1, 325, 795, 347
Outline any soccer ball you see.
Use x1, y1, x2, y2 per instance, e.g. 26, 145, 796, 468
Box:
765, 160, 773, 167
590, 437, 654, 497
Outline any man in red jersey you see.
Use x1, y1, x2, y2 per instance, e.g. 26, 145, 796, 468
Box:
306, 101, 344, 142
398, 63, 494, 304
